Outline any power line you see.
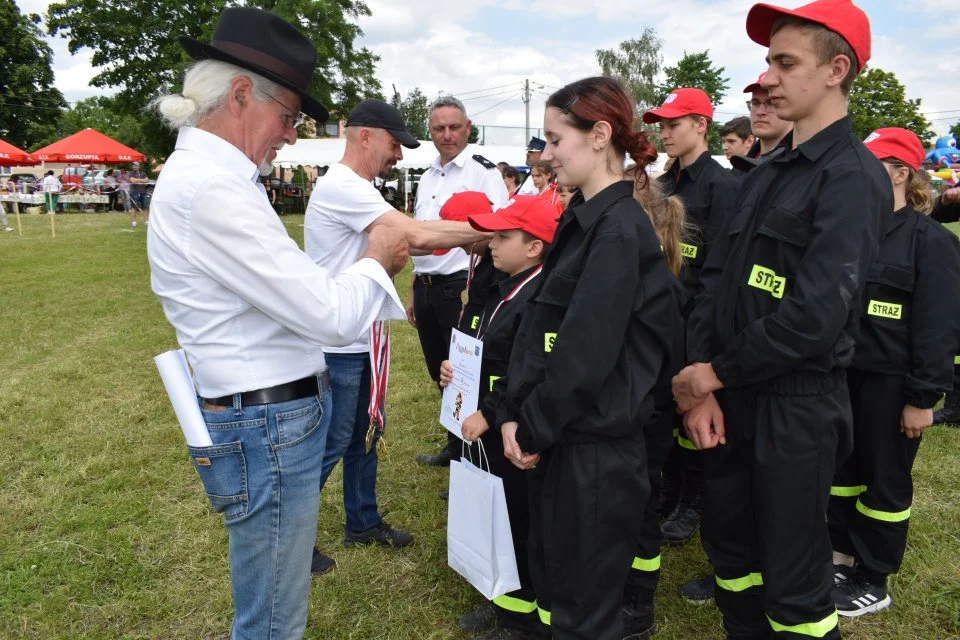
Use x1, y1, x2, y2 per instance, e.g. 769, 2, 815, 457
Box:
459, 88, 522, 103
451, 83, 517, 97
471, 92, 521, 118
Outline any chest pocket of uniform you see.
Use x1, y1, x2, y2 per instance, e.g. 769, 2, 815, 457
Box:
864, 263, 914, 323
534, 271, 578, 353
755, 206, 813, 248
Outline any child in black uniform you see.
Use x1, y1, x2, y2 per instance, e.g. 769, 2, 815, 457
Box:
828, 127, 960, 616
441, 196, 559, 640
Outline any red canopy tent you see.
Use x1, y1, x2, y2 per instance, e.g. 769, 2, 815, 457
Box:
0, 139, 35, 166
31, 128, 145, 163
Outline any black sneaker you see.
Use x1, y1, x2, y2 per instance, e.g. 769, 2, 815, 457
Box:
458, 601, 497, 633
833, 563, 854, 586
310, 547, 336, 576
933, 399, 960, 426
344, 521, 414, 549
621, 603, 656, 639
416, 448, 453, 467
679, 575, 715, 605
832, 574, 891, 617
661, 501, 702, 545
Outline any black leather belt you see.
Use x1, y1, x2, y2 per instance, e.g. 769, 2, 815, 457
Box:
415, 271, 467, 286
204, 370, 331, 407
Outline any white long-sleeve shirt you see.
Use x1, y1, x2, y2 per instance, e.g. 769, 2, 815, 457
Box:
147, 127, 403, 397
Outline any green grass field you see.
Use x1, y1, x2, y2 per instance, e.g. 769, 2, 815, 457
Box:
1, 212, 958, 639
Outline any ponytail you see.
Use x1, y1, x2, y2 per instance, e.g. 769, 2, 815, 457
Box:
905, 166, 934, 215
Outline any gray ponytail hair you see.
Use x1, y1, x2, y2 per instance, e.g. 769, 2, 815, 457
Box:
151, 59, 284, 129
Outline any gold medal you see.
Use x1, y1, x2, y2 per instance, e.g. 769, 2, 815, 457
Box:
461, 289, 469, 305
364, 422, 376, 454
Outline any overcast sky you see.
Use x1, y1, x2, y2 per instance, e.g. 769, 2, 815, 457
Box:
19, 0, 960, 146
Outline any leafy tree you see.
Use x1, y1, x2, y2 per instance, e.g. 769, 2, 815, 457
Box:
469, 124, 480, 144
0, 1, 68, 150
596, 29, 663, 114
949, 122, 960, 142
393, 87, 429, 141
656, 51, 730, 155
848, 68, 934, 143
46, 0, 384, 159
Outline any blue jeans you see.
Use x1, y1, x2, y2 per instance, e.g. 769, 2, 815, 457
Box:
131, 191, 148, 210
192, 384, 331, 640
320, 352, 382, 534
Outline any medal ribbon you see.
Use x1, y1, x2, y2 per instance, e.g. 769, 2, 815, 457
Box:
366, 320, 391, 453
457, 244, 481, 325
476, 266, 543, 340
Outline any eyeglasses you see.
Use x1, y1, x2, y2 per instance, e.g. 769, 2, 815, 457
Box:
746, 99, 775, 112
264, 93, 305, 129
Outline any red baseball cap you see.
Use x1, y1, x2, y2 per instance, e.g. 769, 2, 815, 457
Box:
433, 191, 492, 256
642, 88, 714, 124
468, 196, 559, 244
863, 128, 925, 172
743, 72, 768, 93
746, 0, 871, 73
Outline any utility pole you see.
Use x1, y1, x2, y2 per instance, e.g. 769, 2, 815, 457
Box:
523, 79, 530, 142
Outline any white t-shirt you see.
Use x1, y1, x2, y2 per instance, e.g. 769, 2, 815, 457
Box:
42, 175, 61, 192
304, 162, 393, 354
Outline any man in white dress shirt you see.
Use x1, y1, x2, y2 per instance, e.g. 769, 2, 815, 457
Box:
146, 8, 408, 639
304, 99, 487, 572
408, 95, 509, 467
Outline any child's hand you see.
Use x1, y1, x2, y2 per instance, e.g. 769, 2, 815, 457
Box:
461, 411, 489, 442
439, 360, 454, 388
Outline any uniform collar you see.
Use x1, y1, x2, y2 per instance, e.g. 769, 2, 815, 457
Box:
176, 126, 261, 184
432, 145, 471, 171
785, 117, 852, 164
884, 205, 913, 237
496, 264, 542, 298
568, 180, 635, 230
668, 150, 713, 183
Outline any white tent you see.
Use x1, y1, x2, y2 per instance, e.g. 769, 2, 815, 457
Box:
273, 139, 529, 170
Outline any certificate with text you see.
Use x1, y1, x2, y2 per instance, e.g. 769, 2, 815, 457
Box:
439, 329, 483, 440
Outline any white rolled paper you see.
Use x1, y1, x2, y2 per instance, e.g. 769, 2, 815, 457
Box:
154, 349, 213, 447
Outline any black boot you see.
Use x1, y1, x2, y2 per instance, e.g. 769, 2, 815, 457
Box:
621, 582, 656, 639
661, 466, 703, 546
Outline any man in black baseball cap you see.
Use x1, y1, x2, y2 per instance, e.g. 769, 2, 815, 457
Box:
347, 99, 421, 150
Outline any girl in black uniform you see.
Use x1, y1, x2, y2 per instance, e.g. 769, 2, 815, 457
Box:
497, 76, 682, 640
828, 127, 960, 616
441, 196, 559, 640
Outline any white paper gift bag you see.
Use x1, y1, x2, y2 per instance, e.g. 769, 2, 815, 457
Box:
447, 444, 520, 600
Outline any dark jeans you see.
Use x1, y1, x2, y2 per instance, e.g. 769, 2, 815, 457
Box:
319, 352, 382, 534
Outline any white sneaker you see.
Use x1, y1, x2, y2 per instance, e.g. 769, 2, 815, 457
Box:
4, 227, 12, 232
132, 221, 137, 227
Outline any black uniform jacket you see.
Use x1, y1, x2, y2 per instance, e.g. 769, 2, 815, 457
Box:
687, 117, 892, 388
457, 248, 505, 338
853, 207, 960, 408
499, 180, 683, 453
931, 193, 960, 224
472, 265, 543, 431
659, 151, 740, 304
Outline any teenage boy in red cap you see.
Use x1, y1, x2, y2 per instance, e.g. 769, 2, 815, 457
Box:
673, 1, 892, 638
642, 88, 740, 548
440, 195, 559, 640
827, 127, 960, 616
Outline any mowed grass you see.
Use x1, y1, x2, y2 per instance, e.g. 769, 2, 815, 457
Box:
0, 212, 958, 640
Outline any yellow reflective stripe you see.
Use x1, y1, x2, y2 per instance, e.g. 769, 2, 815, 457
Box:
767, 611, 839, 638
856, 499, 911, 522
715, 572, 763, 592
954, 354, 960, 365
830, 485, 866, 497
632, 555, 661, 572
489, 375, 500, 392
680, 242, 699, 259
493, 594, 537, 614
748, 264, 786, 299
470, 315, 480, 330
867, 300, 902, 320
536, 603, 551, 625
672, 428, 697, 451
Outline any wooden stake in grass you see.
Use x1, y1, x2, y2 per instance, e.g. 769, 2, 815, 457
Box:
13, 198, 22, 236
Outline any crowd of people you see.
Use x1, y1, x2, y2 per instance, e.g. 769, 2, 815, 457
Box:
143, 1, 960, 639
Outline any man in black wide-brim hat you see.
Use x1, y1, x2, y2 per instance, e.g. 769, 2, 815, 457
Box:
146, 7, 409, 639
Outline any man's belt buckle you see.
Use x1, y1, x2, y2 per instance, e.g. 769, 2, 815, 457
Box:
420, 274, 434, 286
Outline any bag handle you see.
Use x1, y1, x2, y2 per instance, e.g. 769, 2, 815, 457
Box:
460, 437, 491, 473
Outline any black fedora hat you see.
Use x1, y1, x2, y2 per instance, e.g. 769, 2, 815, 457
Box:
178, 7, 329, 123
